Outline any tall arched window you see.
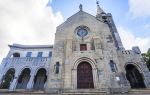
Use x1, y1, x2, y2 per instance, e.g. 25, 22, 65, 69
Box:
16, 68, 30, 89
109, 60, 117, 73
55, 62, 60, 74
0, 68, 15, 89
33, 68, 47, 90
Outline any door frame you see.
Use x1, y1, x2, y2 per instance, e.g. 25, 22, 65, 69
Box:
71, 57, 98, 89
77, 61, 94, 88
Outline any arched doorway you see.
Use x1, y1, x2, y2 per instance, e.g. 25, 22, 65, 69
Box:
0, 68, 15, 89
33, 68, 47, 90
125, 64, 145, 88
77, 62, 94, 89
16, 68, 30, 89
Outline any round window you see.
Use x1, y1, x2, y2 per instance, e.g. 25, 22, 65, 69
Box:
77, 28, 88, 37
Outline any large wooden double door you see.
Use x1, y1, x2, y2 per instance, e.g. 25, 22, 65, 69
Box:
77, 62, 94, 89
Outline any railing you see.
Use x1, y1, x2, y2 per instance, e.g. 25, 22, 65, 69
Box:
1, 57, 51, 67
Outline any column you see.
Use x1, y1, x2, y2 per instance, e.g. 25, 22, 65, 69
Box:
0, 74, 4, 85
143, 72, 150, 88
44, 72, 48, 89
0, 67, 5, 86
44, 82, 46, 89
74, 69, 77, 89
93, 68, 98, 89
26, 73, 35, 90
9, 73, 19, 91
71, 69, 75, 89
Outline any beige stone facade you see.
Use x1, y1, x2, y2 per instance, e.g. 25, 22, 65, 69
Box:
45, 5, 150, 93
0, 4, 150, 94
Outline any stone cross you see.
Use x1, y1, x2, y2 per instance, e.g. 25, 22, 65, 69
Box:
79, 4, 83, 11
96, 1, 99, 5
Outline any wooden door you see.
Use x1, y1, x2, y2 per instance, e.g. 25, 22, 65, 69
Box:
77, 62, 94, 89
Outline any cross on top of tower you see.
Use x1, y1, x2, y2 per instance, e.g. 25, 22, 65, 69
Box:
79, 4, 83, 11
96, 0, 104, 15
96, 0, 99, 5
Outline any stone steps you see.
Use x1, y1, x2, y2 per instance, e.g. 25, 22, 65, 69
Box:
1, 89, 150, 95
0, 89, 107, 95
0, 89, 48, 95
128, 88, 150, 94
62, 89, 107, 95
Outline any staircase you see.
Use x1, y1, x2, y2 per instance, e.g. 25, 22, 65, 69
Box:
0, 89, 50, 95
62, 89, 107, 95
1, 89, 150, 95
128, 88, 150, 94
0, 89, 107, 95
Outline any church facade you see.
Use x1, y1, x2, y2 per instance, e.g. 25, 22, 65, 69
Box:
0, 4, 150, 94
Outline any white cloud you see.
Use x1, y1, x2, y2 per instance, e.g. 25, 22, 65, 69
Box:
118, 27, 150, 53
129, 0, 150, 18
0, 0, 64, 62
144, 23, 150, 30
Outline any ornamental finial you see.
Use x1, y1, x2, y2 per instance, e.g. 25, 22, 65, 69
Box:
79, 4, 83, 11
96, 0, 99, 5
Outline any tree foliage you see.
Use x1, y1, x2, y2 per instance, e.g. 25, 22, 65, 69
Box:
146, 49, 150, 70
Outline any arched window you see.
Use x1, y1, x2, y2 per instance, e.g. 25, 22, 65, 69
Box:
13, 53, 20, 57
55, 62, 60, 74
33, 68, 47, 90
0, 68, 15, 89
109, 60, 117, 73
16, 68, 30, 89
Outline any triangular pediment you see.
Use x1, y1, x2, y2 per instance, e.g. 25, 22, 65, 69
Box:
57, 10, 104, 29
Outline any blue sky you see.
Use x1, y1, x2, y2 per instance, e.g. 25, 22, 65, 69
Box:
0, 0, 150, 62
51, 0, 149, 37
50, 0, 150, 52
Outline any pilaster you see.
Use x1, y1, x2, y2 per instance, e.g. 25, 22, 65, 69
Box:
9, 72, 19, 91
26, 73, 35, 90
26, 69, 36, 90
93, 68, 99, 89
0, 74, 4, 85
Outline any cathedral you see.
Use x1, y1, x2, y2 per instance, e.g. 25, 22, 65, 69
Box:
0, 3, 150, 94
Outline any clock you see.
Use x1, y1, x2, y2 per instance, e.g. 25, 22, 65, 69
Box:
77, 28, 88, 37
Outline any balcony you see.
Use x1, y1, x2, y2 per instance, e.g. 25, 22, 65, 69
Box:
1, 57, 51, 68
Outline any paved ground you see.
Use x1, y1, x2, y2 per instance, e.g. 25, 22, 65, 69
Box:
0, 93, 150, 95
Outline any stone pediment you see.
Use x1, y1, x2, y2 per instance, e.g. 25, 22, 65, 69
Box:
57, 10, 104, 30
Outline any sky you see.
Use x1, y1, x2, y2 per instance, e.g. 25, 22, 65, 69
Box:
0, 0, 150, 62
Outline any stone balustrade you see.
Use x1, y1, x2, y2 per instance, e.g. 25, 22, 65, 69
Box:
1, 57, 51, 68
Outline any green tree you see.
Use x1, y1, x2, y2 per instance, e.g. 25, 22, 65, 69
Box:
146, 49, 150, 70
